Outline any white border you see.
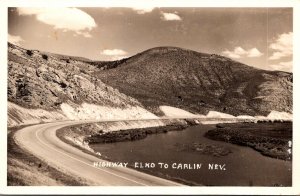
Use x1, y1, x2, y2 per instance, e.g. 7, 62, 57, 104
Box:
1, 0, 299, 195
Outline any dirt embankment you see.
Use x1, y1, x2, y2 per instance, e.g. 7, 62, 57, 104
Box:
204, 122, 292, 161
7, 125, 87, 186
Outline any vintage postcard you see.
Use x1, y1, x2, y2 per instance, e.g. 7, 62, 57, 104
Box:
1, 0, 299, 195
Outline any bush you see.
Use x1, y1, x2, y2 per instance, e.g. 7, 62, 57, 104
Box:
42, 54, 48, 60
26, 50, 33, 56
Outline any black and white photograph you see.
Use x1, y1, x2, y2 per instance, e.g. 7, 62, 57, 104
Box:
1, 0, 300, 195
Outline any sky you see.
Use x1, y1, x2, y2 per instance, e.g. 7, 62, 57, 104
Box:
8, 7, 293, 72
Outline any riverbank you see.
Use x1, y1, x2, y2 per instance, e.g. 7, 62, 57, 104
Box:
56, 120, 293, 163
86, 124, 191, 144
56, 119, 198, 149
204, 122, 292, 161
7, 125, 87, 186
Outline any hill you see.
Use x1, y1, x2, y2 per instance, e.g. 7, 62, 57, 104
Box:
95, 46, 292, 116
8, 43, 292, 125
7, 43, 159, 126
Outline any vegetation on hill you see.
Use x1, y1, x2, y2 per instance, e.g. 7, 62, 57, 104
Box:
95, 46, 292, 116
8, 43, 292, 117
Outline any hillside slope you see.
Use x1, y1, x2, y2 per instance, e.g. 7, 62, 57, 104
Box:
8, 43, 292, 123
7, 43, 159, 126
95, 47, 292, 116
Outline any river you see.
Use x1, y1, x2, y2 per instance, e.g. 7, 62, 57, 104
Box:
90, 124, 292, 186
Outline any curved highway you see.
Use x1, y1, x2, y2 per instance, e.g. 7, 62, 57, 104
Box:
14, 120, 183, 186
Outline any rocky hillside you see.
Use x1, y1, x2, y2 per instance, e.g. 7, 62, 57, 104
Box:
7, 43, 158, 126
8, 43, 292, 126
95, 47, 292, 116
8, 43, 141, 109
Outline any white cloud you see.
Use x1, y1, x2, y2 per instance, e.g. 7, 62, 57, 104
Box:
269, 61, 292, 72
101, 49, 128, 60
101, 49, 127, 56
131, 6, 155, 14
222, 47, 263, 59
269, 32, 293, 60
8, 34, 24, 46
247, 48, 264, 57
17, 7, 96, 37
161, 12, 182, 21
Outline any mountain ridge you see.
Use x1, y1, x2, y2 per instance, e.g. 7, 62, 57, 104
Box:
8, 43, 292, 121
95, 46, 292, 116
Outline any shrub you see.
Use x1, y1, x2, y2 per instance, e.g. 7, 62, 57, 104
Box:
26, 50, 33, 56
42, 54, 48, 60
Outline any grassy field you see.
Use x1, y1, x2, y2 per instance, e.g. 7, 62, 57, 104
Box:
205, 122, 292, 160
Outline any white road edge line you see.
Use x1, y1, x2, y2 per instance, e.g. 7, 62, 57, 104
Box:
35, 125, 179, 186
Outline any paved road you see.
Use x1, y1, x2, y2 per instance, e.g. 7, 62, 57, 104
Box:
14, 120, 183, 186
